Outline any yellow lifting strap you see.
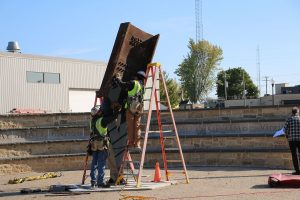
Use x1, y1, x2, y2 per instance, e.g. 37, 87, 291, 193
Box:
8, 172, 62, 184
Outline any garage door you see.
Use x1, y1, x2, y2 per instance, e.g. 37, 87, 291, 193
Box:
69, 90, 96, 112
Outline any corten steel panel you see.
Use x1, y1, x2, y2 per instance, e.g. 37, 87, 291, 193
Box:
98, 22, 159, 98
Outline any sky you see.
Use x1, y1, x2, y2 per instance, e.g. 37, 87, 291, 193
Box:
1, 0, 300, 98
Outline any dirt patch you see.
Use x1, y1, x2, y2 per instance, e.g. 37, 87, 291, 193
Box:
0, 164, 32, 175
0, 121, 22, 129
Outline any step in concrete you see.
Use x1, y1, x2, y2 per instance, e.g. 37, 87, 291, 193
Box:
0, 150, 293, 174
0, 125, 89, 144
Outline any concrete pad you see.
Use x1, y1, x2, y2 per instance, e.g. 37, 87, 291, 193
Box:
70, 180, 172, 192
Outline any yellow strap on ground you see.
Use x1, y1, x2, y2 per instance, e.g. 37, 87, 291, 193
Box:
120, 194, 157, 200
8, 172, 62, 184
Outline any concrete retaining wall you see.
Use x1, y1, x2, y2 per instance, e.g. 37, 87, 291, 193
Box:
0, 106, 294, 174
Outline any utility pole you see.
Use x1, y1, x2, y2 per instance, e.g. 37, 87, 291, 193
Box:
256, 45, 261, 97
243, 71, 246, 106
195, 0, 203, 43
264, 76, 269, 95
224, 71, 227, 100
194, 0, 203, 103
271, 79, 275, 106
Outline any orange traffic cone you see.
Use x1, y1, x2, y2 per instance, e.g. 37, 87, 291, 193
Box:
153, 162, 161, 182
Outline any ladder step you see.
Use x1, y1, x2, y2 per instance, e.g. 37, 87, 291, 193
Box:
140, 123, 172, 127
123, 160, 140, 164
127, 149, 143, 153
168, 171, 186, 174
167, 160, 182, 163
142, 130, 173, 134
122, 173, 138, 176
163, 136, 176, 139
143, 99, 151, 101
165, 147, 180, 151
158, 100, 168, 103
159, 112, 172, 115
144, 87, 160, 91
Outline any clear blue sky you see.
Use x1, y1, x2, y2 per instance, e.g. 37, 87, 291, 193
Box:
1, 0, 300, 97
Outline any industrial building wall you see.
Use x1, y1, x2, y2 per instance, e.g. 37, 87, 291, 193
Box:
0, 52, 106, 114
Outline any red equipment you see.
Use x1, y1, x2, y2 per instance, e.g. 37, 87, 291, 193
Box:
268, 174, 300, 188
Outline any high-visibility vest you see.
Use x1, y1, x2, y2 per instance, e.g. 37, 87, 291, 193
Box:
125, 80, 143, 109
91, 117, 107, 137
128, 80, 142, 97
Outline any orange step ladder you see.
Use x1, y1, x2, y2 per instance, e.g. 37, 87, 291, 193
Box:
118, 62, 189, 187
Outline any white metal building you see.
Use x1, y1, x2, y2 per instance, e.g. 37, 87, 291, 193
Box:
0, 49, 106, 114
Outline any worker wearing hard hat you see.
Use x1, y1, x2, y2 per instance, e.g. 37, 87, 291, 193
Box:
89, 105, 111, 188
114, 71, 146, 149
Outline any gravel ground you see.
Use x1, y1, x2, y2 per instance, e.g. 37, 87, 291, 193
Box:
1, 167, 300, 200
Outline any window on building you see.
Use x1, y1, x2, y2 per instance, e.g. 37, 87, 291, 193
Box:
26, 71, 60, 84
26, 71, 43, 83
44, 72, 60, 84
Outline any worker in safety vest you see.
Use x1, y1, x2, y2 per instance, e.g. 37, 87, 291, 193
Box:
89, 105, 111, 188
114, 71, 145, 149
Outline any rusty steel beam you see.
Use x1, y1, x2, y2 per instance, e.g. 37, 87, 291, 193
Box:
98, 22, 159, 98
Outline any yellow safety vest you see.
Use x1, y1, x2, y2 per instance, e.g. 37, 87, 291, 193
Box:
91, 117, 107, 137
128, 80, 142, 97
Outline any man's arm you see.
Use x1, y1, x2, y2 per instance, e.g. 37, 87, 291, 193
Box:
114, 77, 134, 91
101, 111, 119, 128
284, 119, 290, 138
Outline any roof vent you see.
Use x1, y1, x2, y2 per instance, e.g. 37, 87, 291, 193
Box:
6, 41, 21, 53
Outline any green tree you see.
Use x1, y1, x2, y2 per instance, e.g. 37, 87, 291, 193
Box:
216, 67, 259, 99
175, 39, 223, 103
160, 71, 181, 109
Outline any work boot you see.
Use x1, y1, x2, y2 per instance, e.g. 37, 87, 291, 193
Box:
133, 144, 141, 151
127, 143, 134, 148
133, 139, 141, 151
107, 178, 115, 184
91, 182, 96, 188
119, 178, 127, 185
98, 183, 111, 188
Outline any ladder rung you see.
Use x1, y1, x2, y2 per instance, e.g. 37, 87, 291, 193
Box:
165, 147, 180, 151
123, 160, 140, 164
169, 171, 186, 174
167, 160, 182, 163
122, 173, 138, 176
127, 149, 142, 154
158, 100, 168, 103
144, 87, 160, 91
142, 130, 173, 133
159, 112, 171, 115
143, 99, 151, 101
163, 136, 176, 139
140, 123, 172, 127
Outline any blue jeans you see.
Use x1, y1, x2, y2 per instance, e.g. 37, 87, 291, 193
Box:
90, 150, 108, 186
